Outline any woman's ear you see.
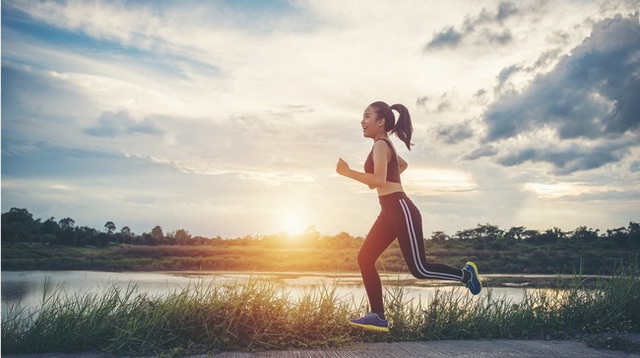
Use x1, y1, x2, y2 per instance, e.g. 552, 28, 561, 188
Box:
376, 118, 386, 128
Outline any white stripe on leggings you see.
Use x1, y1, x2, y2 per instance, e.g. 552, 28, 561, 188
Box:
399, 198, 460, 281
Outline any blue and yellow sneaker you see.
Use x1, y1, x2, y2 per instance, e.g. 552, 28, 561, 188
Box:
463, 261, 482, 295
348, 312, 389, 333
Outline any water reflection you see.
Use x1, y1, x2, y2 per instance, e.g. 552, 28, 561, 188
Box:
1, 270, 547, 319
1, 280, 31, 302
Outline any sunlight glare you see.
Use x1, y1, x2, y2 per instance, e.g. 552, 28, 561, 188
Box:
524, 182, 611, 199
402, 168, 477, 195
282, 213, 307, 236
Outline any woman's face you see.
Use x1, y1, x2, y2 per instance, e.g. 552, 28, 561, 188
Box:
361, 106, 384, 138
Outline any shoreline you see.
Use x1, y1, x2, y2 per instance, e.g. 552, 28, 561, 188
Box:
2, 268, 620, 289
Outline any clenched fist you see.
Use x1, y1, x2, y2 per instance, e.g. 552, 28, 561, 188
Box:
336, 158, 350, 176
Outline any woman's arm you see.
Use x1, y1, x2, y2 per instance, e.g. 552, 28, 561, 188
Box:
337, 141, 388, 188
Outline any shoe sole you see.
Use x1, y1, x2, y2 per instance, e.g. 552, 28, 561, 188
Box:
466, 261, 482, 295
348, 321, 389, 333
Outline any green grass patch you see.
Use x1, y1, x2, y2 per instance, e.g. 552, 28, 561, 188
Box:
3, 262, 639, 355
4, 241, 637, 275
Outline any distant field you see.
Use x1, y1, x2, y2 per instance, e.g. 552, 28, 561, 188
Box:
1, 242, 365, 272
2, 241, 636, 276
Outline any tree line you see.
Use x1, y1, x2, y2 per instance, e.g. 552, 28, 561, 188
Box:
2, 207, 639, 274
1, 207, 639, 251
1, 208, 212, 247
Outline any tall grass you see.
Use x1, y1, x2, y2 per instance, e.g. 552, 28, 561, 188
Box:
2, 277, 355, 355
385, 260, 639, 342
3, 261, 639, 355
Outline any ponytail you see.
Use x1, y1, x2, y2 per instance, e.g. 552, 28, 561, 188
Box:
390, 103, 413, 151
369, 101, 413, 150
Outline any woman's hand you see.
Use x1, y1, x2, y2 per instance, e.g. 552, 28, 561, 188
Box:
336, 158, 351, 176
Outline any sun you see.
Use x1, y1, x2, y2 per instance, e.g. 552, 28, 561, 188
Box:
283, 218, 305, 236
281, 213, 307, 236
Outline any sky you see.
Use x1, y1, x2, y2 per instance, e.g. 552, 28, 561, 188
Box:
2, 0, 639, 239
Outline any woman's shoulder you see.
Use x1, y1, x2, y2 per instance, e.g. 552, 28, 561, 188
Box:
374, 138, 393, 146
374, 138, 396, 152
373, 139, 391, 150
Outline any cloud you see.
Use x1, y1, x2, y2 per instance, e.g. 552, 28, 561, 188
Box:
523, 181, 617, 199
84, 111, 164, 138
463, 145, 498, 161
483, 28, 513, 45
424, 1, 521, 50
496, 1, 519, 21
1, 142, 167, 179
425, 26, 463, 49
435, 121, 475, 144
530, 49, 563, 72
495, 64, 522, 92
416, 93, 455, 113
487, 15, 640, 140
497, 140, 633, 175
471, 14, 640, 173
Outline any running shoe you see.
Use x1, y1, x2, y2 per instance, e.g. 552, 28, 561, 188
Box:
348, 312, 389, 333
463, 261, 482, 295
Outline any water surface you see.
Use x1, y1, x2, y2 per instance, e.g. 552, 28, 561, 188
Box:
2, 270, 545, 319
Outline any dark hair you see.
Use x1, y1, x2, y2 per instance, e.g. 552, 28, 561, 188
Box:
369, 101, 413, 150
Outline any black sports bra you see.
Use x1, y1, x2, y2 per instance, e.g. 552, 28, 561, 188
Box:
364, 138, 401, 184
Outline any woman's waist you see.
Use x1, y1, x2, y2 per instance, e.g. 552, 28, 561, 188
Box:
377, 189, 408, 206
376, 182, 404, 197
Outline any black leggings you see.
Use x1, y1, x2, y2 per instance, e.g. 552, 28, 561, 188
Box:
357, 192, 463, 315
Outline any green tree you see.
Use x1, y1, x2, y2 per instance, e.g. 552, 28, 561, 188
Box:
151, 225, 164, 243
174, 229, 191, 245
76, 226, 99, 246
42, 217, 59, 236
59, 218, 75, 230
505, 226, 525, 241
473, 223, 503, 241
104, 221, 116, 234
572, 226, 600, 242
2, 208, 41, 242
120, 226, 131, 236
120, 226, 133, 244
628, 222, 640, 248
55, 218, 77, 245
1, 208, 41, 243
536, 227, 564, 244
453, 228, 475, 241
430, 231, 448, 243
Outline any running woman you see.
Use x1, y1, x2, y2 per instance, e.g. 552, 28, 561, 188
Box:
336, 101, 481, 333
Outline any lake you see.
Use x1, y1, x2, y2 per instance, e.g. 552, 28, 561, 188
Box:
2, 270, 551, 319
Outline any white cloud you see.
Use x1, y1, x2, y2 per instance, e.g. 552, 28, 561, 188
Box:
403, 168, 477, 195
523, 182, 615, 199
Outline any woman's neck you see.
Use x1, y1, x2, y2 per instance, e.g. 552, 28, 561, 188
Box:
372, 133, 389, 141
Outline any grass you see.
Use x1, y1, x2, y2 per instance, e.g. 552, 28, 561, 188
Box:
3, 262, 639, 356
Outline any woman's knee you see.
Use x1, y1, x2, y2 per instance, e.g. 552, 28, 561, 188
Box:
408, 266, 424, 279
357, 250, 375, 270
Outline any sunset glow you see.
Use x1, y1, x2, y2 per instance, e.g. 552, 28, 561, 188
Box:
281, 213, 308, 236
2, 1, 638, 238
